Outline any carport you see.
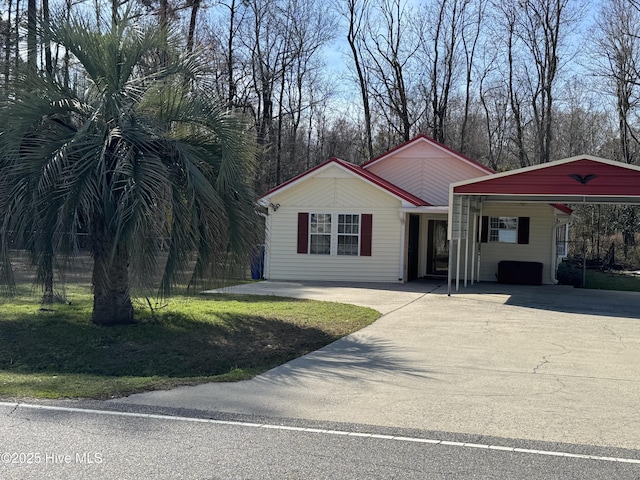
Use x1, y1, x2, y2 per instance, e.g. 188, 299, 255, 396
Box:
447, 155, 640, 294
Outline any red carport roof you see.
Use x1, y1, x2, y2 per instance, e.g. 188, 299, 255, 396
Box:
452, 156, 640, 204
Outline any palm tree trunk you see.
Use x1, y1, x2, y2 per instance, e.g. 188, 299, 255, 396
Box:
91, 220, 134, 325
40, 250, 54, 304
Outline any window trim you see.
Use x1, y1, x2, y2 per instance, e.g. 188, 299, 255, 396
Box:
480, 216, 530, 245
489, 216, 518, 244
555, 223, 568, 257
309, 213, 332, 255
337, 214, 361, 256
297, 212, 372, 257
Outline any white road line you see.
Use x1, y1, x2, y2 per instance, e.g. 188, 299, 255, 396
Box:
2, 401, 639, 464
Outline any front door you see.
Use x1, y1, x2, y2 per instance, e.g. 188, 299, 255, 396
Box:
427, 220, 448, 276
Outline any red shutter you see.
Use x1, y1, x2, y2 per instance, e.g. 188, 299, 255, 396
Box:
360, 214, 372, 256
297, 213, 309, 253
480, 216, 489, 243
517, 217, 530, 244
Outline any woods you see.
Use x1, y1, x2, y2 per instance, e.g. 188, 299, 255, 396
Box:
3, 0, 638, 178
2, 0, 640, 274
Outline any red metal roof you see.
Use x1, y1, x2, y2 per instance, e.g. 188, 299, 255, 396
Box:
259, 157, 431, 207
453, 157, 640, 197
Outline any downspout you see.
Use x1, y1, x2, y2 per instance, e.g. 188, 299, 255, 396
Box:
258, 211, 270, 279
477, 200, 483, 282
455, 196, 462, 292
550, 223, 557, 284
399, 211, 406, 282
551, 219, 570, 284
470, 202, 478, 285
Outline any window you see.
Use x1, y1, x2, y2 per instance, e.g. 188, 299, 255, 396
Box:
297, 213, 372, 256
338, 214, 360, 256
489, 217, 518, 243
556, 224, 568, 257
310, 214, 331, 254
480, 216, 529, 245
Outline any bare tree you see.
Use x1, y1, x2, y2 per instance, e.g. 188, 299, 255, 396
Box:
459, 0, 487, 153
553, 79, 611, 159
3, 0, 14, 91
417, 0, 468, 144
590, 0, 640, 252
504, 2, 529, 167
27, 0, 36, 70
42, 0, 53, 77
363, 0, 418, 143
186, 0, 201, 53
479, 69, 509, 171
342, 0, 373, 158
518, 0, 579, 163
592, 0, 640, 165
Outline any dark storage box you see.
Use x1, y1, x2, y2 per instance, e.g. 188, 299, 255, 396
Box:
497, 261, 543, 285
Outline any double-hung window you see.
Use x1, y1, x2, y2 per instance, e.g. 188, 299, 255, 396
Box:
337, 214, 360, 256
555, 224, 568, 257
489, 217, 518, 243
480, 216, 530, 245
297, 213, 372, 256
309, 214, 332, 254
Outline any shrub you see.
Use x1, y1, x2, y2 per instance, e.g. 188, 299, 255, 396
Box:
557, 261, 583, 287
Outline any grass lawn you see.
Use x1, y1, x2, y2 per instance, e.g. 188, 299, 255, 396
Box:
0, 288, 379, 400
584, 269, 640, 292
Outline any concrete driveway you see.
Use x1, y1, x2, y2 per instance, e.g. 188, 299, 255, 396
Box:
114, 280, 640, 451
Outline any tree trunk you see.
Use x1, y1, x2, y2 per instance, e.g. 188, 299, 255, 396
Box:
42, 0, 53, 78
227, 0, 234, 108
346, 0, 373, 159
4, 0, 12, 92
40, 250, 54, 304
27, 0, 36, 70
622, 206, 637, 255
186, 0, 200, 53
91, 221, 134, 326
14, 0, 21, 76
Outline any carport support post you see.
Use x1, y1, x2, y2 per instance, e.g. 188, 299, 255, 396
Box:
447, 196, 456, 296
464, 197, 470, 287
583, 239, 587, 288
477, 201, 483, 282
447, 238, 456, 296
456, 200, 462, 292
471, 209, 477, 285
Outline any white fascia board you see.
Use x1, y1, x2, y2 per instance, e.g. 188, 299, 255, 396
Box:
399, 206, 449, 214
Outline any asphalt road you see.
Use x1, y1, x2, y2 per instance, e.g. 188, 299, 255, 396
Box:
1, 401, 639, 479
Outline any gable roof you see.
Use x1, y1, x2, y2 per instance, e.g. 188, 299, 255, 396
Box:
452, 155, 640, 203
362, 134, 495, 174
258, 157, 431, 207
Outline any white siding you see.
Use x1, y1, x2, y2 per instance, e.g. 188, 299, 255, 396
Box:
366, 142, 490, 205
476, 203, 557, 284
265, 165, 403, 282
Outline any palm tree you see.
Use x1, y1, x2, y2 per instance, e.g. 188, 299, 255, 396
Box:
0, 13, 258, 325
